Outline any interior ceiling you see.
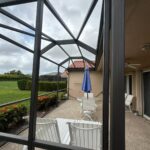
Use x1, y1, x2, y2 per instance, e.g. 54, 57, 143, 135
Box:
125, 0, 150, 71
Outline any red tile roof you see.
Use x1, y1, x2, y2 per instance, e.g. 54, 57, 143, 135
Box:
69, 60, 95, 69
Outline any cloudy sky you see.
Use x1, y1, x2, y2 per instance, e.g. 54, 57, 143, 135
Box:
0, 0, 102, 75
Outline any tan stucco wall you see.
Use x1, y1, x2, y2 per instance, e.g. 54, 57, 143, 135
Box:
126, 71, 143, 114
68, 71, 103, 99
135, 71, 143, 115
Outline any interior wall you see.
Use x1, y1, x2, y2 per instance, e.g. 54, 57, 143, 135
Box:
135, 70, 143, 115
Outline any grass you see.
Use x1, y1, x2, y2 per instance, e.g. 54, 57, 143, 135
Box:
0, 81, 52, 112
0, 81, 65, 107
0, 81, 31, 104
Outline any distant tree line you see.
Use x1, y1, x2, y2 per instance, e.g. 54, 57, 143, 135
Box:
4, 70, 23, 75
0, 70, 31, 81
0, 70, 67, 82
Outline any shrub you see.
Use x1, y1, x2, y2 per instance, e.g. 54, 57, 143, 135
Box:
26, 80, 32, 90
17, 79, 29, 90
0, 104, 27, 132
59, 92, 67, 100
37, 94, 57, 110
37, 95, 50, 110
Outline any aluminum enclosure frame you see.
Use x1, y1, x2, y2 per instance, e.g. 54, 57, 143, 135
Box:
0, 0, 125, 150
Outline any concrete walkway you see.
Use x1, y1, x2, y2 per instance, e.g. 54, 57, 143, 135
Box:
1, 99, 150, 150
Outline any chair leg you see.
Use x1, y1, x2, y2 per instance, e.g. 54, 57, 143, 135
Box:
129, 105, 132, 112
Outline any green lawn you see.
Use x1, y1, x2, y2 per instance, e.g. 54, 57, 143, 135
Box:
0, 81, 48, 105
0, 81, 31, 104
0, 81, 64, 105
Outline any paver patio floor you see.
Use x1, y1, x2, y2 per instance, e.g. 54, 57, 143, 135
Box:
1, 99, 150, 150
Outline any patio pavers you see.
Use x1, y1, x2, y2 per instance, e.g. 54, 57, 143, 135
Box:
1, 99, 150, 150
126, 112, 150, 150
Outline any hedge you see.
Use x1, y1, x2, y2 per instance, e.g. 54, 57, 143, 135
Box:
17, 79, 28, 90
17, 80, 67, 91
0, 74, 30, 81
0, 104, 27, 132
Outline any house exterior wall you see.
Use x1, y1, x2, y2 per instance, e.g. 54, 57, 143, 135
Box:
125, 71, 143, 114
68, 71, 103, 100
135, 71, 143, 115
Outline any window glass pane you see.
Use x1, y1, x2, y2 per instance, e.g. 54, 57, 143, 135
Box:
79, 0, 102, 48
42, 5, 72, 40
129, 75, 132, 94
43, 45, 68, 63
61, 44, 81, 57
49, 0, 92, 37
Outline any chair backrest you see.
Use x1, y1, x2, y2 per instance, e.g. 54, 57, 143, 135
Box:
125, 95, 134, 106
82, 97, 96, 112
35, 118, 61, 143
68, 121, 102, 150
84, 93, 94, 98
125, 93, 128, 99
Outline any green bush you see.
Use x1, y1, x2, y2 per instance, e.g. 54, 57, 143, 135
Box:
59, 92, 67, 100
37, 94, 57, 110
18, 80, 67, 91
0, 104, 27, 132
17, 79, 29, 90
26, 80, 32, 90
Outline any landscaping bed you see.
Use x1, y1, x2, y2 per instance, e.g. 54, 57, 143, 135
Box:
0, 93, 67, 147
0, 81, 67, 146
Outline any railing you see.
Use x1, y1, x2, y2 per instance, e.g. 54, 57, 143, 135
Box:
0, 89, 67, 108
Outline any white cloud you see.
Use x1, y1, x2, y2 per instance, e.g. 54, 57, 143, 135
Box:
0, 0, 102, 74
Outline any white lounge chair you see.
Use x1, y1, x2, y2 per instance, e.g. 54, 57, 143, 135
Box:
23, 117, 61, 150
84, 92, 94, 98
125, 93, 128, 99
35, 118, 61, 143
77, 92, 94, 102
81, 97, 97, 120
125, 94, 134, 111
67, 121, 102, 150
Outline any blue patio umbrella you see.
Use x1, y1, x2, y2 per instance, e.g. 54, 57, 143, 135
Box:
82, 66, 92, 99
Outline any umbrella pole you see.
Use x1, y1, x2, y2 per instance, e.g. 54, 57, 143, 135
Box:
87, 93, 88, 99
